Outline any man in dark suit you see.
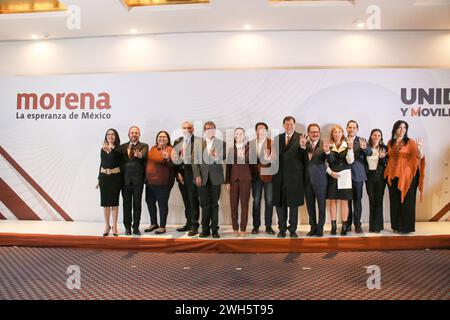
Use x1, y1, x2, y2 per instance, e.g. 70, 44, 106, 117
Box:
249, 122, 275, 235
118, 126, 149, 236
304, 123, 328, 237
272, 116, 307, 238
346, 120, 372, 233
171, 121, 202, 236
192, 121, 226, 238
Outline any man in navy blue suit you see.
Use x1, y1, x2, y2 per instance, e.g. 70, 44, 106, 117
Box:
346, 120, 372, 233
304, 123, 328, 237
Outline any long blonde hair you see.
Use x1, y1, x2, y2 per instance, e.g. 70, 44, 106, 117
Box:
329, 125, 345, 147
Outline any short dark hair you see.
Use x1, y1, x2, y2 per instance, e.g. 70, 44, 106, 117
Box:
346, 120, 359, 128
104, 128, 121, 147
283, 116, 296, 124
203, 121, 216, 130
307, 123, 320, 132
255, 122, 268, 131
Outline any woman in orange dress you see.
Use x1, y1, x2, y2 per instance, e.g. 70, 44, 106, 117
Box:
385, 120, 425, 234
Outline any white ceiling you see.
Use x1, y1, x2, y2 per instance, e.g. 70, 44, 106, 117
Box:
0, 0, 449, 41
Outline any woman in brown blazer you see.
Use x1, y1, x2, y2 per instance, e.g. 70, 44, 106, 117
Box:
226, 128, 253, 237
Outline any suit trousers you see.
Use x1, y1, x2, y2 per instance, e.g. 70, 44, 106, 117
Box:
348, 180, 364, 227
304, 182, 327, 233
199, 179, 221, 233
122, 183, 144, 231
230, 180, 251, 232
251, 179, 274, 228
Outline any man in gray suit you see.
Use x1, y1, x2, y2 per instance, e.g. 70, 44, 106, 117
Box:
304, 123, 328, 237
192, 121, 226, 238
346, 120, 372, 233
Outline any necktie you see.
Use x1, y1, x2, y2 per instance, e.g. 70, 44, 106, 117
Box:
308, 142, 315, 160
285, 135, 290, 146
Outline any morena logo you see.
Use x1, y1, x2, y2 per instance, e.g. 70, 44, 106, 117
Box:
16, 92, 111, 110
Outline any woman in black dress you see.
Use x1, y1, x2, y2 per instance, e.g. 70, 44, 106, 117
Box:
96, 128, 123, 236
325, 125, 354, 236
365, 129, 388, 233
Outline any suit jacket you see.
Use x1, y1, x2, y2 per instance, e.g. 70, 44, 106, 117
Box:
172, 135, 203, 183
304, 139, 327, 187
225, 144, 253, 183
118, 141, 149, 186
272, 131, 306, 207
192, 138, 226, 186
350, 136, 373, 182
248, 138, 273, 183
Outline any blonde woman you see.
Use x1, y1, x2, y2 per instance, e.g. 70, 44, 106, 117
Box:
324, 125, 354, 236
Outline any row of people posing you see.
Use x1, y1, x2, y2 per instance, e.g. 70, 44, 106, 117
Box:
97, 117, 425, 238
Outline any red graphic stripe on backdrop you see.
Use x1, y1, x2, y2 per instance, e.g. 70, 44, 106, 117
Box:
0, 178, 41, 220
429, 202, 450, 222
0, 211, 5, 220
0, 146, 73, 222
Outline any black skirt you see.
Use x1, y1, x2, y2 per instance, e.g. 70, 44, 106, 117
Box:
327, 175, 353, 200
99, 172, 122, 207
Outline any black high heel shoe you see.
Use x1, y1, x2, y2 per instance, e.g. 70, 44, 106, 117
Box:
103, 225, 111, 237
112, 226, 119, 237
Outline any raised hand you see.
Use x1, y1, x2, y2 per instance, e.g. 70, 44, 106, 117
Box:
323, 139, 330, 153
347, 136, 354, 150
161, 147, 170, 160
134, 149, 143, 159
299, 133, 308, 149
415, 137, 423, 151
360, 137, 367, 150
379, 148, 387, 158
263, 148, 272, 162
102, 140, 111, 153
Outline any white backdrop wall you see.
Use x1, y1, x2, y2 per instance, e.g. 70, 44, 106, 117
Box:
0, 31, 449, 76
0, 30, 449, 225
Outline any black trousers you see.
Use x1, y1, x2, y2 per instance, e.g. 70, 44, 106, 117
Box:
177, 181, 190, 226
145, 184, 173, 228
304, 182, 327, 233
366, 171, 386, 232
251, 179, 274, 228
276, 206, 299, 233
388, 171, 419, 233
183, 167, 200, 230
122, 183, 144, 231
199, 179, 221, 233
348, 180, 364, 227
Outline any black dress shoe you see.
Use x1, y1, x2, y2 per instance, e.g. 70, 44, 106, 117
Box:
144, 224, 159, 233
199, 231, 210, 238
355, 225, 363, 234
125, 229, 132, 236
176, 225, 191, 232
277, 232, 286, 238
154, 228, 166, 234
290, 232, 298, 238
265, 227, 275, 235
133, 229, 141, 236
251, 227, 259, 234
306, 230, 315, 237
212, 232, 220, 238
187, 229, 199, 236
315, 230, 323, 237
